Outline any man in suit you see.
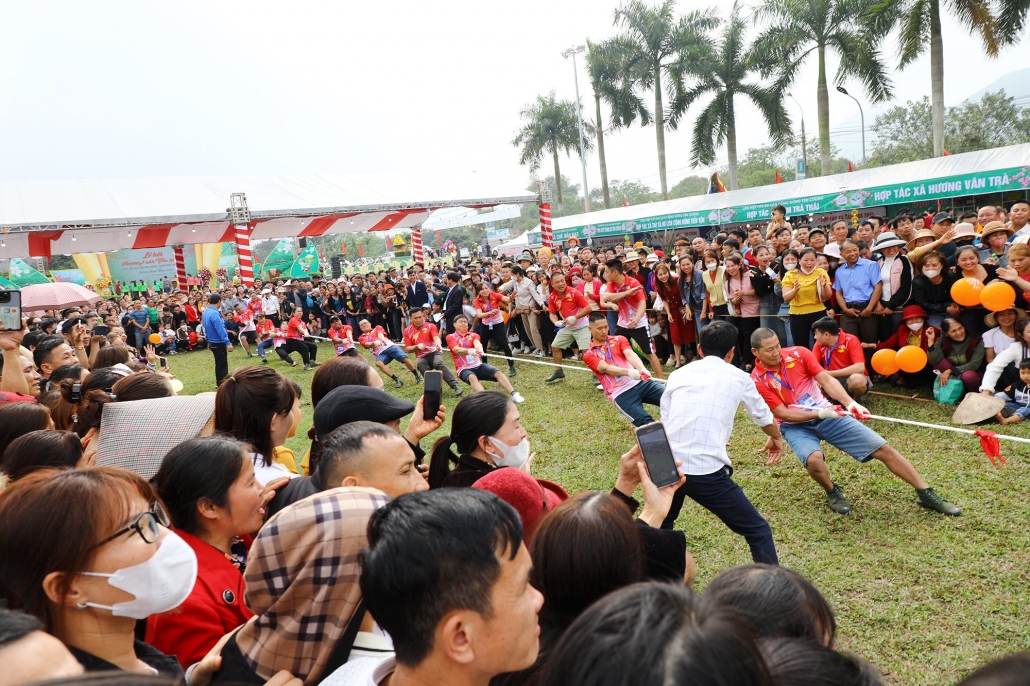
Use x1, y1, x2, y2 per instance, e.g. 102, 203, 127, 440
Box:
406, 270, 429, 309
442, 271, 464, 335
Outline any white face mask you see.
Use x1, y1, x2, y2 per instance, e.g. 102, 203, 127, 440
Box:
705, 262, 718, 271
907, 321, 924, 331
923, 269, 941, 279
782, 261, 797, 271
81, 532, 197, 619
487, 436, 531, 469
800, 263, 815, 274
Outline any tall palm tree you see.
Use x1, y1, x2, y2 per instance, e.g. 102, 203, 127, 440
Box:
586, 37, 651, 209
512, 92, 591, 216
868, 0, 1030, 157
669, 2, 792, 190
613, 0, 718, 199
754, 0, 893, 175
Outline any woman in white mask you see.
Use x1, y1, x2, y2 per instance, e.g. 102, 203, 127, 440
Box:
700, 249, 728, 324
910, 251, 956, 330
0, 468, 197, 676
428, 391, 532, 489
863, 304, 939, 387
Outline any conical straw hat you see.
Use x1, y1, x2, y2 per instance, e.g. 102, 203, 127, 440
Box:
952, 392, 1006, 425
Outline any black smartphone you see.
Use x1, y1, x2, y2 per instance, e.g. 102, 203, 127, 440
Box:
158, 356, 168, 369
0, 290, 22, 332
93, 325, 110, 337
634, 422, 680, 488
423, 370, 442, 421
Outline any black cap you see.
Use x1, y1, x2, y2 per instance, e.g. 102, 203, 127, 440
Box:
932, 211, 953, 224
808, 227, 826, 236
313, 386, 415, 440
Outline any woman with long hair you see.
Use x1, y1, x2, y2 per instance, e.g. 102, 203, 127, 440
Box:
928, 317, 985, 393
428, 391, 527, 489
700, 248, 728, 323
214, 365, 301, 485
723, 253, 760, 369
653, 261, 694, 366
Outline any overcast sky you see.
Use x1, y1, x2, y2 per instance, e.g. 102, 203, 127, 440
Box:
0, 0, 1026, 200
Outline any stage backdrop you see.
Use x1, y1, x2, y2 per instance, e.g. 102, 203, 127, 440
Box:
73, 244, 238, 287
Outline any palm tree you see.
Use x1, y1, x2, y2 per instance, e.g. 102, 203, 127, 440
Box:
586, 37, 651, 209
669, 2, 792, 190
512, 92, 591, 216
754, 0, 893, 176
613, 0, 718, 199
868, 0, 1030, 157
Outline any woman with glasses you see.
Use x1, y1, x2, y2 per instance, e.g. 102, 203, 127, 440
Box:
146, 436, 274, 670
0, 467, 194, 676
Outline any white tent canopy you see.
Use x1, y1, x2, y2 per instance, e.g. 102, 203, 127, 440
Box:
549, 143, 1030, 242
0, 172, 538, 258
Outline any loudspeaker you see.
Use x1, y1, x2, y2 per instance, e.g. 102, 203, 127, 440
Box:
298, 237, 308, 248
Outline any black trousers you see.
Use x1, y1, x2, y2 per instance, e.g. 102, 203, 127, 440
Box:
283, 339, 317, 365
481, 323, 514, 367
210, 343, 229, 386
661, 466, 778, 565
789, 311, 825, 350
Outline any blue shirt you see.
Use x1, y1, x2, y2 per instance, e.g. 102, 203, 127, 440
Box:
833, 258, 881, 304
128, 309, 150, 330
202, 306, 230, 344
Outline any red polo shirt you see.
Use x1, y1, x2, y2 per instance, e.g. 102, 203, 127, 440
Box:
812, 332, 867, 376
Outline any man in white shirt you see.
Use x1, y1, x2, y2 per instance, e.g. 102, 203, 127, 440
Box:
261, 288, 281, 326
659, 320, 782, 564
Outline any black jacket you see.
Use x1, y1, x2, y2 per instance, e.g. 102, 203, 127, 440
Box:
407, 281, 429, 308
443, 283, 465, 331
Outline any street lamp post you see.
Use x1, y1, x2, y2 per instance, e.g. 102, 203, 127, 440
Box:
561, 44, 591, 213
836, 85, 866, 166
787, 93, 807, 179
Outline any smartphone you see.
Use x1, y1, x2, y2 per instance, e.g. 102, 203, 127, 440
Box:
0, 291, 22, 332
158, 356, 168, 369
93, 325, 110, 337
423, 370, 442, 421
634, 422, 680, 488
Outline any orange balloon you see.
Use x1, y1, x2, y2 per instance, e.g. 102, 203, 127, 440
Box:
980, 280, 1017, 312
148, 333, 161, 344
950, 277, 984, 307
870, 348, 900, 376
896, 345, 928, 373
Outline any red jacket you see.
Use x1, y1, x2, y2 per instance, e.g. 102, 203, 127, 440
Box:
876, 324, 939, 352
145, 530, 253, 669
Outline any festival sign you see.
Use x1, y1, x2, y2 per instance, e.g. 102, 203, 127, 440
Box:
50, 269, 87, 285
260, 239, 295, 278
556, 209, 712, 242
8, 258, 51, 286
106, 247, 192, 285
288, 244, 320, 278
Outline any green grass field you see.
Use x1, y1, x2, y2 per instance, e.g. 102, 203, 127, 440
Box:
169, 342, 1030, 685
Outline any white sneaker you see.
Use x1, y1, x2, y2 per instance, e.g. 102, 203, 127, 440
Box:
596, 383, 604, 391
533, 349, 545, 357
510, 391, 525, 404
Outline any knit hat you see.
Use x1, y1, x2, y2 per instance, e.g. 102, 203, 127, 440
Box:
472, 468, 568, 543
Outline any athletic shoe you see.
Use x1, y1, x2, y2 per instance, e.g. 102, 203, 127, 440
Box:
289, 362, 299, 367
825, 485, 852, 515
596, 383, 604, 391
1001, 406, 1016, 419
508, 366, 518, 378
308, 362, 320, 368
511, 391, 525, 404
304, 364, 316, 371
394, 377, 403, 388
452, 385, 464, 398
262, 357, 268, 364
533, 349, 545, 358
545, 369, 565, 384
246, 353, 253, 358
415, 374, 424, 385
916, 488, 961, 516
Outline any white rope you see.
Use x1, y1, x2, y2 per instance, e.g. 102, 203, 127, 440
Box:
867, 414, 1030, 445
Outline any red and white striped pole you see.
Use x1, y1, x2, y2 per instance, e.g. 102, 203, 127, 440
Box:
539, 202, 554, 248
234, 222, 255, 287
173, 246, 187, 290
411, 227, 424, 264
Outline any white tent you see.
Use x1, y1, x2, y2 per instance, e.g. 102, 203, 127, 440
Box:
0, 172, 537, 258
550, 143, 1030, 243
497, 228, 542, 257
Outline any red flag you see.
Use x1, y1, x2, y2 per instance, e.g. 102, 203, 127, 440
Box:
943, 149, 951, 156
358, 243, 364, 257
774, 171, 783, 184
848, 161, 854, 172
340, 241, 346, 255
622, 200, 629, 207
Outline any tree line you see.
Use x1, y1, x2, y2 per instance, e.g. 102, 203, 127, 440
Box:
513, 0, 1030, 214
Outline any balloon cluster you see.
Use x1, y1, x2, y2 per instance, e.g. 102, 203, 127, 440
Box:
950, 278, 1016, 311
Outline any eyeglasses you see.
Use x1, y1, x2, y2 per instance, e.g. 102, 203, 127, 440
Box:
89, 501, 171, 550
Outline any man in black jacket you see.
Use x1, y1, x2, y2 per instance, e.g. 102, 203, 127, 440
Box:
442, 271, 464, 334
406, 271, 429, 309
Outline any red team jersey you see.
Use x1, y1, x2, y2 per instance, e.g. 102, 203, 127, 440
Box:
404, 323, 440, 358
286, 316, 306, 340
446, 332, 484, 373
811, 332, 867, 376
328, 323, 355, 353
750, 346, 832, 420
547, 288, 590, 328
359, 326, 391, 350
474, 292, 505, 326
603, 276, 646, 329
582, 335, 638, 401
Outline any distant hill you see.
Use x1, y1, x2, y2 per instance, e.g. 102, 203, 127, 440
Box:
963, 67, 1030, 103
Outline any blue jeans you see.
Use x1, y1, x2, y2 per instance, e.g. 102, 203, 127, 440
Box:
606, 309, 619, 333
612, 380, 666, 427
1003, 402, 1030, 420
661, 466, 778, 565
257, 340, 273, 358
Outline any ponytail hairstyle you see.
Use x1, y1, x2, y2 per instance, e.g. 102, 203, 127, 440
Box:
57, 368, 126, 437
214, 365, 298, 466
428, 391, 512, 489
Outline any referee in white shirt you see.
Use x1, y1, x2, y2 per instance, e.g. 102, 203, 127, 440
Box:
659, 320, 783, 565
